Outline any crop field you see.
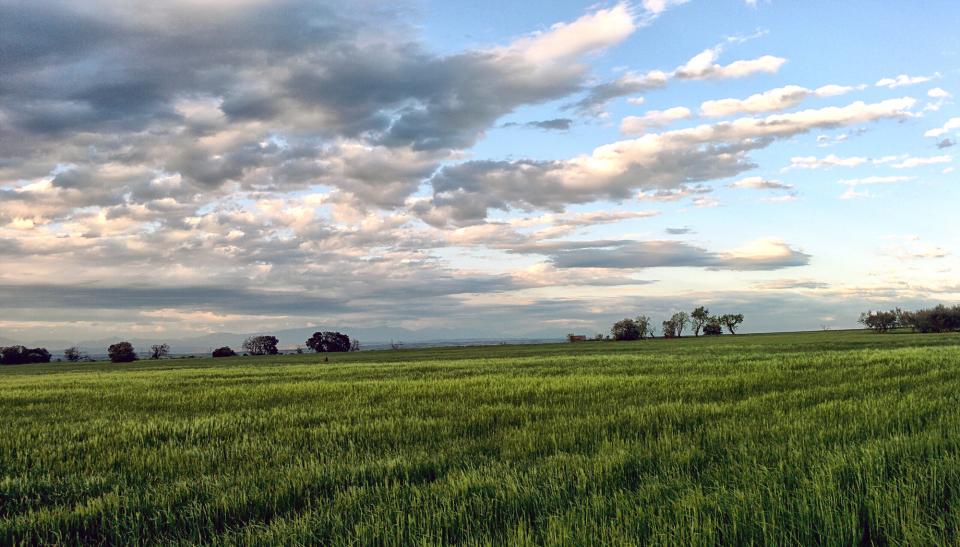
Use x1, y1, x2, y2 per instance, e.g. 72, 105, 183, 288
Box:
3, 330, 960, 545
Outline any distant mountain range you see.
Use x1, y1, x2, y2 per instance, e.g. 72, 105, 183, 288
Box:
2, 324, 571, 355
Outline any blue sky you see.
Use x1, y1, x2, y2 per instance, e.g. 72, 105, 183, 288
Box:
0, 0, 958, 343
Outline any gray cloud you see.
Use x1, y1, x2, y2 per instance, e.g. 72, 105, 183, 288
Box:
502, 118, 574, 131
937, 138, 955, 149
569, 70, 669, 114
507, 239, 810, 271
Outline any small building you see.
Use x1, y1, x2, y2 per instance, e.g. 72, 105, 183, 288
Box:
567, 334, 588, 343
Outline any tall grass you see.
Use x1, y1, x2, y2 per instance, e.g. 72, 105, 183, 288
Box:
2, 330, 960, 544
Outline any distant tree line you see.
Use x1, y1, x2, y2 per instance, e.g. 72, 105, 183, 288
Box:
2, 329, 361, 366
860, 305, 960, 334
608, 307, 744, 341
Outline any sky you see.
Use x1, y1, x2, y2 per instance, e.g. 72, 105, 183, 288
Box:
1, 0, 959, 343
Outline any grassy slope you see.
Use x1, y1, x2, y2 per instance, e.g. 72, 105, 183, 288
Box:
2, 330, 960, 545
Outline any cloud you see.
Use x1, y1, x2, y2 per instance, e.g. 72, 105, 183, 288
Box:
665, 227, 693, 235
753, 279, 830, 290
674, 46, 786, 80
419, 97, 916, 224
637, 186, 713, 202
838, 175, 917, 186
641, 0, 690, 16
938, 138, 956, 149
783, 154, 868, 170
700, 84, 861, 117
620, 106, 692, 134
570, 70, 669, 115
924, 118, 960, 138
889, 155, 952, 169
573, 36, 785, 116
727, 176, 794, 190
928, 87, 952, 99
541, 238, 809, 271
502, 3, 637, 65
876, 74, 932, 88
503, 118, 574, 131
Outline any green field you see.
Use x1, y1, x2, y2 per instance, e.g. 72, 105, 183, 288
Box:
3, 330, 960, 545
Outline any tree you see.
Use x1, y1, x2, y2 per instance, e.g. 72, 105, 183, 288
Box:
671, 311, 690, 337
212, 346, 237, 358
895, 308, 916, 331
691, 306, 710, 336
720, 313, 745, 334
0, 346, 51, 365
661, 318, 678, 338
858, 310, 898, 333
243, 335, 279, 355
107, 342, 138, 363
703, 319, 723, 336
305, 331, 351, 353
910, 305, 960, 333
611, 318, 641, 341
350, 338, 361, 352
635, 315, 655, 339
149, 343, 170, 360
64, 346, 84, 362
26, 348, 51, 363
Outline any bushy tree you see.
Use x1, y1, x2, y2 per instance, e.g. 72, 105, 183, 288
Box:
0, 346, 52, 365
305, 331, 351, 353
107, 342, 138, 363
611, 318, 641, 341
858, 310, 898, 333
703, 319, 723, 336
243, 335, 279, 355
720, 313, 745, 334
350, 339, 361, 352
212, 346, 237, 358
906, 305, 960, 333
691, 306, 710, 336
149, 343, 170, 360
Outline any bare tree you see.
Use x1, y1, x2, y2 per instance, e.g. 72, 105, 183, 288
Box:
149, 343, 170, 360
64, 346, 84, 362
